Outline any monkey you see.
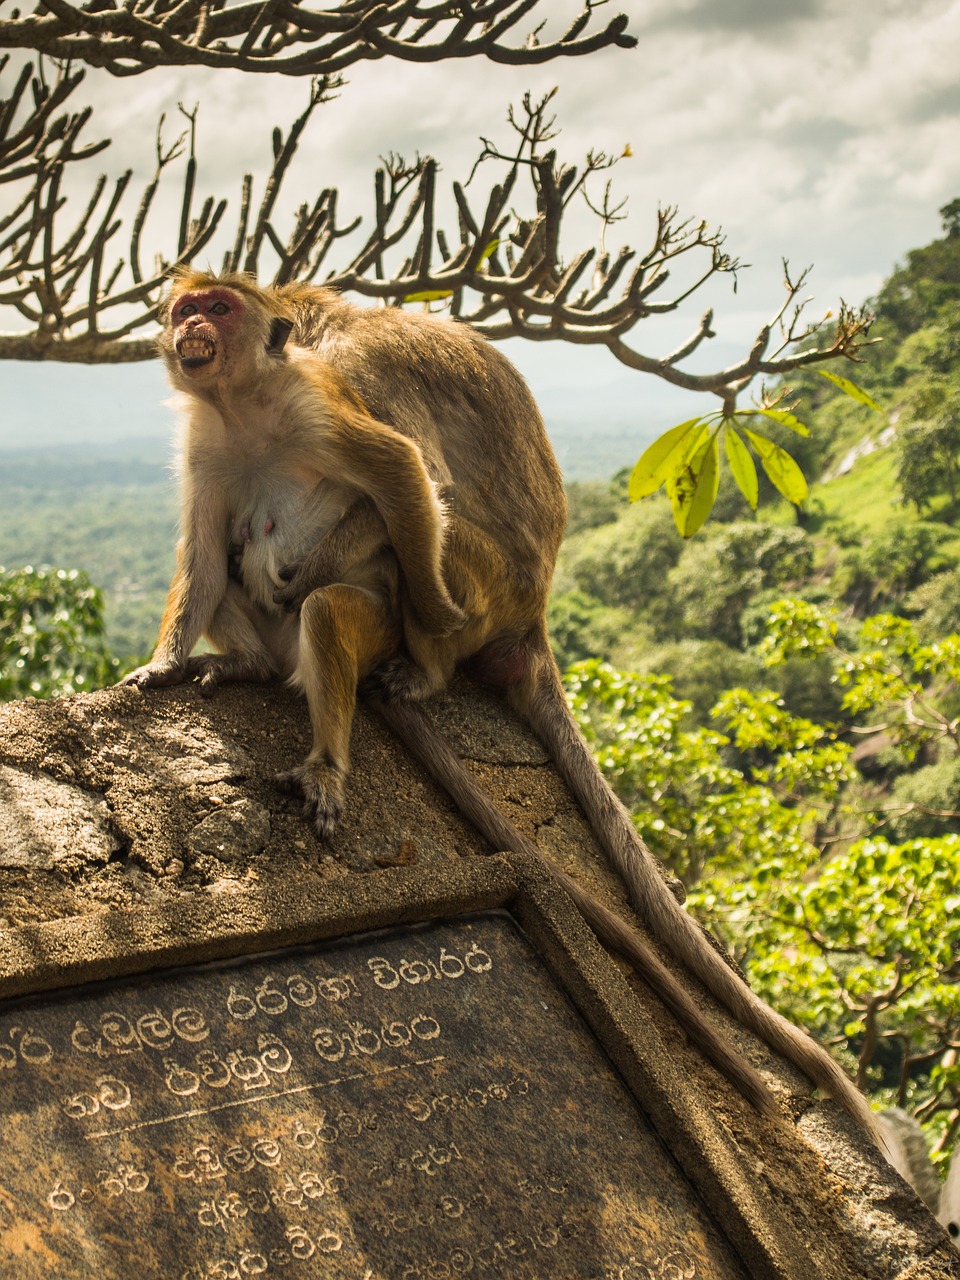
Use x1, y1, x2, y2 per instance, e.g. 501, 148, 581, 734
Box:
120, 270, 786, 1115
263, 276, 888, 1151
123, 269, 464, 830
126, 270, 884, 1148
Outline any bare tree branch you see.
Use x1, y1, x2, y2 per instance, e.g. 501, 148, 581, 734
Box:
0, 66, 873, 408
0, 1, 637, 77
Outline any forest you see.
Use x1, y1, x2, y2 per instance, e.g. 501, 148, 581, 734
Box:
3, 205, 960, 1155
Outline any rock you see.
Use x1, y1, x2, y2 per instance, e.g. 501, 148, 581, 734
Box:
186, 798, 271, 862
0, 762, 121, 870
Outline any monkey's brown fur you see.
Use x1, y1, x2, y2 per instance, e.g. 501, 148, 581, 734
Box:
130, 270, 883, 1146
280, 277, 886, 1147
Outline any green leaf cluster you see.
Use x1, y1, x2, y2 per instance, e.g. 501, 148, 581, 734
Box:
0, 564, 118, 699
564, 659, 832, 888
628, 409, 811, 537
736, 835, 960, 1108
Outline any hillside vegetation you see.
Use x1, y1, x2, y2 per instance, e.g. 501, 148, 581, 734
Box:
0, 441, 176, 665
554, 202, 960, 696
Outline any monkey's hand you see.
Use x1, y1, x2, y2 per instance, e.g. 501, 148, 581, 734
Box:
121, 660, 186, 690
273, 560, 321, 615
122, 653, 273, 697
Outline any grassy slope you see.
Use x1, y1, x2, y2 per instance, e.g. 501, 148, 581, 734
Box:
810, 448, 901, 535
769, 443, 960, 564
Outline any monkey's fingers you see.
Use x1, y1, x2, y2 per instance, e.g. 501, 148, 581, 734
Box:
275, 762, 345, 841
184, 652, 275, 694
120, 663, 186, 690
273, 572, 309, 615
274, 559, 346, 613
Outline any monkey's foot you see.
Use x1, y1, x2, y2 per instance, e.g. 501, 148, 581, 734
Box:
275, 762, 345, 841
365, 656, 437, 704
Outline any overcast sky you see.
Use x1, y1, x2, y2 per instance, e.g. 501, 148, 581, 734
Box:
3, 0, 959, 458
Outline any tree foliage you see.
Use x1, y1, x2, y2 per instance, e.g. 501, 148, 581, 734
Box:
0, 564, 117, 699
897, 392, 960, 518
734, 834, 960, 1127
565, 659, 841, 888
631, 373, 882, 537
831, 520, 951, 613
565, 600, 960, 1149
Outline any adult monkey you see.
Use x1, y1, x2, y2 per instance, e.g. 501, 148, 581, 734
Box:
124, 268, 464, 819
275, 276, 886, 1148
130, 270, 882, 1145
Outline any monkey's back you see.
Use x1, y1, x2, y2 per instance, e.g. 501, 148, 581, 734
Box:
285, 290, 567, 585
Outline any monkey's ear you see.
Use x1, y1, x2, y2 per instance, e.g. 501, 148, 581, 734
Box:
267, 318, 294, 355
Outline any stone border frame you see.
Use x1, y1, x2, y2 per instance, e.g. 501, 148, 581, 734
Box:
0, 852, 813, 1279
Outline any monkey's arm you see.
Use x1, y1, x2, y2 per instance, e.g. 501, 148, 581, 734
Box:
296, 389, 465, 638
273, 498, 389, 615
123, 487, 229, 688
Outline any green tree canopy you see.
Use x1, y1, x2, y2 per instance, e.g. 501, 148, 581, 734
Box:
0, 565, 117, 699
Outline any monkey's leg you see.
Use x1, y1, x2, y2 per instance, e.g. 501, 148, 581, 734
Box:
278, 581, 401, 839
185, 583, 279, 696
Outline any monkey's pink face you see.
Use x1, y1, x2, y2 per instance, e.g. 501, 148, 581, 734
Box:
169, 288, 246, 375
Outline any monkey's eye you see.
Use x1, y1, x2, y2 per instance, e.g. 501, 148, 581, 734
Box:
209, 301, 230, 316
178, 303, 198, 318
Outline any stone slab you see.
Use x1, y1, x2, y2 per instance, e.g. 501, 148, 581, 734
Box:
0, 855, 836, 1279
2, 685, 959, 1279
0, 912, 750, 1280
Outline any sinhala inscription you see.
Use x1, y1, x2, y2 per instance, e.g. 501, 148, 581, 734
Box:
0, 914, 747, 1279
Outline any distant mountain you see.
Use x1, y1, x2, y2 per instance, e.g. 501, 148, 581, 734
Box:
1, 360, 172, 450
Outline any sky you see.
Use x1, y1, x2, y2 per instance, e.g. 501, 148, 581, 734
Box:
2, 0, 960, 471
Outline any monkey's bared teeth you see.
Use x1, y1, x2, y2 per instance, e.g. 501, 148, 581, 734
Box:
177, 337, 216, 367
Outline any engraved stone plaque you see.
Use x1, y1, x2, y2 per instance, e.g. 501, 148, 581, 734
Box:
0, 912, 748, 1279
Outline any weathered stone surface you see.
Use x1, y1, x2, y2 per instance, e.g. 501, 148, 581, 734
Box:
0, 913, 750, 1279
186, 799, 271, 862
0, 680, 957, 1279
0, 762, 121, 870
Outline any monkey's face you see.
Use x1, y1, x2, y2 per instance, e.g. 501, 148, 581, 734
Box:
166, 287, 247, 380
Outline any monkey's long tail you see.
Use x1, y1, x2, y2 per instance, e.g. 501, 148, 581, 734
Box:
370, 694, 777, 1117
510, 647, 886, 1152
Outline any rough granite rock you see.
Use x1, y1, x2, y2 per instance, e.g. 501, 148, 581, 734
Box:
0, 677, 957, 1279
